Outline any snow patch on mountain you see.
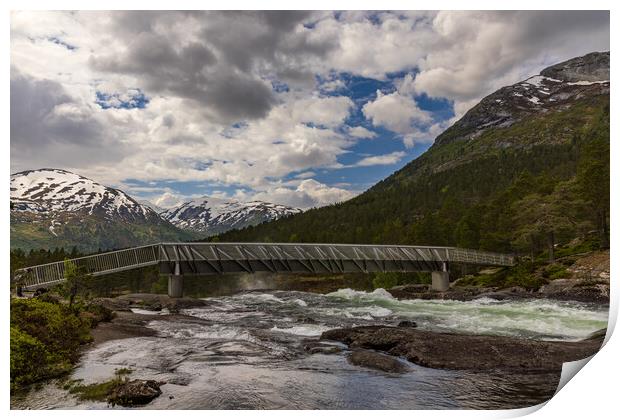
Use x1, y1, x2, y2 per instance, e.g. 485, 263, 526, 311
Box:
161, 196, 302, 235
10, 169, 156, 222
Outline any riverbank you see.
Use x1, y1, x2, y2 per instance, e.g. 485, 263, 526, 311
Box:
389, 250, 610, 304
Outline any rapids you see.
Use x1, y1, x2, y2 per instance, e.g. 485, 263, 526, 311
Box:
11, 289, 608, 410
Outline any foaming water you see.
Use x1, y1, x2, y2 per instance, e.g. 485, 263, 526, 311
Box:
324, 288, 608, 341
12, 289, 607, 410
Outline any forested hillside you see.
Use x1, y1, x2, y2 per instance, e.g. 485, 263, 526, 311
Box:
216, 54, 610, 259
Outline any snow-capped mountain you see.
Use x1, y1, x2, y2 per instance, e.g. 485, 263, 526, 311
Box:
434, 51, 609, 147
160, 197, 302, 235
10, 169, 193, 251
11, 169, 157, 222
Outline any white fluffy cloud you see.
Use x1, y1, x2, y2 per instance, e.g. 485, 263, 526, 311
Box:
347, 126, 377, 139
239, 179, 358, 209
352, 151, 406, 167
362, 90, 431, 135
10, 11, 609, 209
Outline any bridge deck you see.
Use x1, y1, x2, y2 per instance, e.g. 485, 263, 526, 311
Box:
14, 242, 515, 291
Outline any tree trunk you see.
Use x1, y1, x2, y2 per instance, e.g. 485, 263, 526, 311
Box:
548, 231, 555, 263
69, 287, 77, 308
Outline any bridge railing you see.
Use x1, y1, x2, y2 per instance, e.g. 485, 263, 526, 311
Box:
447, 248, 514, 266
13, 242, 515, 291
14, 244, 159, 289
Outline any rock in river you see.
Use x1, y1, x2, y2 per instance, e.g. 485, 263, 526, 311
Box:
347, 350, 409, 373
321, 326, 605, 373
108, 379, 165, 407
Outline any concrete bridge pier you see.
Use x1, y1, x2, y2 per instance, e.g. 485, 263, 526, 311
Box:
431, 262, 450, 292
168, 262, 184, 298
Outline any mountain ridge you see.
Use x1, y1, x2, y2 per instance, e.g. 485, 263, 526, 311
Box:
10, 168, 193, 251
10, 168, 302, 250
214, 51, 610, 255
159, 196, 301, 235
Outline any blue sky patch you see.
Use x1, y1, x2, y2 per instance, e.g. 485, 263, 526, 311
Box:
47, 37, 77, 50
95, 89, 150, 110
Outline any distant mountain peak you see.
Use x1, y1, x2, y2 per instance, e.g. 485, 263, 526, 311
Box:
10, 168, 154, 221
10, 168, 191, 251
540, 51, 609, 83
433, 51, 610, 147
161, 196, 301, 235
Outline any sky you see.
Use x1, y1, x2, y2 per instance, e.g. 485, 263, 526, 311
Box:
10, 11, 610, 209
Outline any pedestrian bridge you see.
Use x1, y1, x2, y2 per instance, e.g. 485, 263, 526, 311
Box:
14, 242, 515, 296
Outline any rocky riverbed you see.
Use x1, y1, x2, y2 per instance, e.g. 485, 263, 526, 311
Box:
12, 287, 608, 410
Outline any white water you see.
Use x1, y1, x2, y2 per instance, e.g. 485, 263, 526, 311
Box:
323, 288, 607, 341
12, 289, 608, 410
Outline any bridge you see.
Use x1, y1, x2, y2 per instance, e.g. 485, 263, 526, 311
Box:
14, 242, 515, 297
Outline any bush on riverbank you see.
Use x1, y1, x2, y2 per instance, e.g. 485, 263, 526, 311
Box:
10, 296, 113, 392
455, 261, 547, 290
454, 249, 594, 291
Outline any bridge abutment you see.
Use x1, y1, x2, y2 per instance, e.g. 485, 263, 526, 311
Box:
168, 262, 184, 298
431, 262, 450, 292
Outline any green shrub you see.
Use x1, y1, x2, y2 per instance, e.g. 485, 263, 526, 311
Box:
10, 327, 51, 389
10, 297, 96, 392
11, 298, 92, 361
543, 263, 571, 280
455, 262, 547, 290
74, 302, 116, 328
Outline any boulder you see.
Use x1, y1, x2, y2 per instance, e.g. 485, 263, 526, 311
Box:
585, 328, 607, 341
397, 320, 417, 328
347, 350, 408, 373
108, 379, 164, 407
322, 325, 605, 373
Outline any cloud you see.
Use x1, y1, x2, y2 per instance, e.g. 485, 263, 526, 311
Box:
145, 178, 358, 210
152, 192, 185, 208
10, 70, 132, 169
86, 11, 337, 122
362, 90, 432, 134
320, 78, 346, 92
402, 121, 453, 148
352, 151, 406, 167
411, 11, 610, 116
347, 125, 377, 139
10, 11, 610, 209
249, 179, 359, 209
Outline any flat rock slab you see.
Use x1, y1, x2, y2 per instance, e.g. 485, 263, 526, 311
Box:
321, 326, 604, 373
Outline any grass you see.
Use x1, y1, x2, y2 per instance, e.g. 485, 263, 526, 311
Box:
67, 378, 124, 401
64, 367, 133, 402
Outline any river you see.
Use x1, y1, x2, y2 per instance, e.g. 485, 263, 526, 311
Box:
12, 288, 608, 410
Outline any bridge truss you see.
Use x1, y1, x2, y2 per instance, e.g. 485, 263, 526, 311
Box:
14, 242, 515, 291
